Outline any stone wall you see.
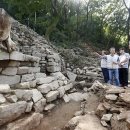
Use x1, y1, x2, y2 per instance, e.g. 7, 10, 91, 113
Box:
10, 19, 65, 73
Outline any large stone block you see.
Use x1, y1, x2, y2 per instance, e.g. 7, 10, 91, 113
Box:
49, 80, 59, 90
21, 74, 35, 82
35, 73, 46, 78
24, 55, 40, 63
8, 61, 20, 67
0, 75, 20, 85
0, 51, 9, 60
0, 101, 27, 126
58, 86, 65, 98
34, 98, 46, 113
15, 89, 33, 101
47, 66, 61, 73
2, 67, 17, 76
38, 84, 51, 94
0, 94, 6, 104
17, 67, 29, 75
64, 83, 73, 91
46, 91, 59, 102
32, 89, 43, 103
28, 67, 40, 73
10, 51, 25, 61
0, 84, 11, 93
37, 76, 55, 85
50, 72, 66, 80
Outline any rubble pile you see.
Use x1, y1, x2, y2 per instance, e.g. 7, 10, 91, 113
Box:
65, 81, 130, 130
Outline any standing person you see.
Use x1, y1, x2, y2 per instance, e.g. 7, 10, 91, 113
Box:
119, 48, 129, 87
107, 47, 120, 86
100, 50, 109, 83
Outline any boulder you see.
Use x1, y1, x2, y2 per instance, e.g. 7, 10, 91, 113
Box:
0, 101, 27, 126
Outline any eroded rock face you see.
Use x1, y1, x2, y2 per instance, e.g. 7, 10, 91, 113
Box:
0, 101, 27, 126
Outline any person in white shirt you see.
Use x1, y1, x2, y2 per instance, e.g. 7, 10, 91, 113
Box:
100, 50, 109, 83
119, 48, 129, 87
96, 47, 120, 86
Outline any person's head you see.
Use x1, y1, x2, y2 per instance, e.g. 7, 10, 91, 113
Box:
110, 47, 115, 55
119, 47, 125, 54
0, 8, 11, 40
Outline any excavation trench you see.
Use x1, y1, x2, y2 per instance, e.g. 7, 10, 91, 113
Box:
36, 92, 102, 130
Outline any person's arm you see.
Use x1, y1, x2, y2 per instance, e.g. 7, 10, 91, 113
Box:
95, 52, 107, 59
120, 54, 129, 65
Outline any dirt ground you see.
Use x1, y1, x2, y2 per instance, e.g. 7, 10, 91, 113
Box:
36, 92, 102, 130
36, 101, 80, 130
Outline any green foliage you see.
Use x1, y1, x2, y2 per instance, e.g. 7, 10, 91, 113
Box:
1, 0, 129, 49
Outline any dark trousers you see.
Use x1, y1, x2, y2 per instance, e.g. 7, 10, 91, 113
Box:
119, 68, 128, 86
101, 68, 109, 83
